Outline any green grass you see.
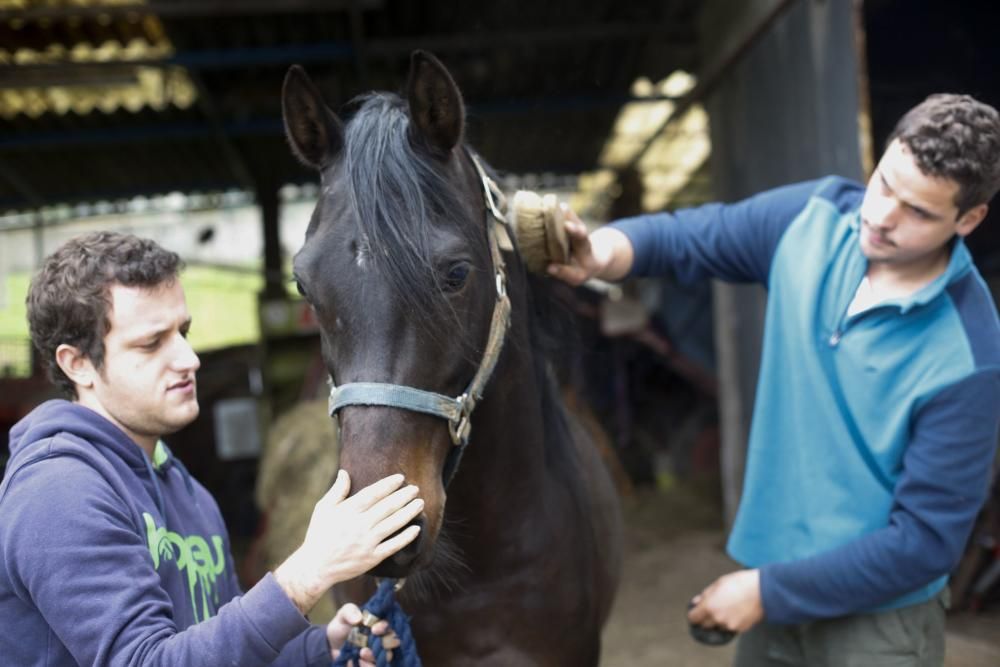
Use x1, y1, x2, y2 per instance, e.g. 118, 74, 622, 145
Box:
0, 274, 31, 377
0, 273, 29, 342
180, 266, 262, 351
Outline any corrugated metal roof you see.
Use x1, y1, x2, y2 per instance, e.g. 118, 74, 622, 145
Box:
0, 0, 703, 212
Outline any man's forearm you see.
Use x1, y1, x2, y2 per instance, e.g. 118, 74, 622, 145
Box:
590, 227, 635, 281
273, 549, 327, 615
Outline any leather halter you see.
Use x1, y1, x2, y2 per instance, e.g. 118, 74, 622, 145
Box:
327, 149, 512, 485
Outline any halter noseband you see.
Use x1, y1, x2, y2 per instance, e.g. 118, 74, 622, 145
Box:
327, 149, 513, 485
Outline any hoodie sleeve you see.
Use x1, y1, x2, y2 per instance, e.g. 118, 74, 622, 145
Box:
217, 532, 331, 667
0, 452, 326, 666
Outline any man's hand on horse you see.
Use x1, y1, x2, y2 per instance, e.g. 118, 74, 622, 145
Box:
274, 471, 424, 614
688, 568, 764, 634
328, 602, 401, 666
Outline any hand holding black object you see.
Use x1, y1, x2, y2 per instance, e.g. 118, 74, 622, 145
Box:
687, 600, 737, 646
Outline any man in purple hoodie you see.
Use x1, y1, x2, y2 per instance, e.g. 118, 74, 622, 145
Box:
0, 231, 425, 666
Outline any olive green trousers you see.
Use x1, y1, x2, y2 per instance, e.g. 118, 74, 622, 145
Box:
733, 590, 948, 667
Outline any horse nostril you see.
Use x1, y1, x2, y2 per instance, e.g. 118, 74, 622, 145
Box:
392, 518, 425, 565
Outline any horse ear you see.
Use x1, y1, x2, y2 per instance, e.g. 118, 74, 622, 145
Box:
406, 51, 465, 157
282, 65, 343, 169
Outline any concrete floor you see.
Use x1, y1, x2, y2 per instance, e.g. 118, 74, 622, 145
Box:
599, 486, 1000, 667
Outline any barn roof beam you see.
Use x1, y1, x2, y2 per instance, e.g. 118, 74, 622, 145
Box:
0, 1, 384, 22
0, 92, 684, 150
626, 0, 798, 171
0, 23, 693, 74
188, 73, 258, 193
0, 158, 44, 208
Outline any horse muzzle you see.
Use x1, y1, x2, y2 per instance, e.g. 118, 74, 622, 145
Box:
371, 517, 426, 577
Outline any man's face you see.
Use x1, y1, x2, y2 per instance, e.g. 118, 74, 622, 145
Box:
86, 281, 200, 447
858, 139, 984, 267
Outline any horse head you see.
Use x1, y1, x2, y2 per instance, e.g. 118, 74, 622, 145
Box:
282, 52, 511, 578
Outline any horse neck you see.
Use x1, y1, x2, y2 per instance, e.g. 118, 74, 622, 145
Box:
445, 278, 558, 520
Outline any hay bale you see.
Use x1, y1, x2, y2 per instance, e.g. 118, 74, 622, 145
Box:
255, 399, 340, 623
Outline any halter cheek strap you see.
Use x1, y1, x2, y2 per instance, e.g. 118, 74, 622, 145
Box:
327, 150, 511, 486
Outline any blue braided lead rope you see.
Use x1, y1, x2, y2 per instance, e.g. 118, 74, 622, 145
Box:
332, 579, 422, 667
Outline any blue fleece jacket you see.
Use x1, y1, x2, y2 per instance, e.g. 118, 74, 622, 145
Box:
615, 177, 1000, 623
0, 400, 331, 666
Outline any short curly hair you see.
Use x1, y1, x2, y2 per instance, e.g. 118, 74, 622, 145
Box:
27, 231, 183, 397
889, 93, 1000, 215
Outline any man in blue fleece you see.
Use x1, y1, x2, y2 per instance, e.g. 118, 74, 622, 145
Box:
550, 93, 1000, 665
0, 231, 425, 666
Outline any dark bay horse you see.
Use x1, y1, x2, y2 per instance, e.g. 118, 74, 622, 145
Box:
282, 51, 623, 665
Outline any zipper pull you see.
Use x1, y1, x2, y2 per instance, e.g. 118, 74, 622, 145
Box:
829, 330, 842, 346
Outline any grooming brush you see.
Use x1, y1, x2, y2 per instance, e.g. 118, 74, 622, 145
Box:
509, 190, 570, 274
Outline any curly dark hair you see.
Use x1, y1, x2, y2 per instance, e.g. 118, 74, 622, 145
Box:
889, 93, 1000, 215
26, 231, 183, 397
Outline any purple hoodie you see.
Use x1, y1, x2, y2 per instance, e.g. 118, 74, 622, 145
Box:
0, 400, 331, 666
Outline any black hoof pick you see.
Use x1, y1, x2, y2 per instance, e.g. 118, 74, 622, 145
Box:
687, 601, 737, 646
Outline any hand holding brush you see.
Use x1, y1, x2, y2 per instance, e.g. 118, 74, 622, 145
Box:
508, 191, 634, 287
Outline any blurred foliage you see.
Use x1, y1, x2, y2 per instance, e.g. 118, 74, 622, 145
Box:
0, 266, 264, 377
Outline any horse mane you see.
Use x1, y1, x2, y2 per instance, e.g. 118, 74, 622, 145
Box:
519, 276, 577, 449
341, 92, 490, 346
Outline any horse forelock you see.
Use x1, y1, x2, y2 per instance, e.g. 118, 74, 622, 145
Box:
336, 93, 487, 342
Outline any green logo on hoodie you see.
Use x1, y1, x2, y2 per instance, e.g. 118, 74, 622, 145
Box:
143, 513, 227, 623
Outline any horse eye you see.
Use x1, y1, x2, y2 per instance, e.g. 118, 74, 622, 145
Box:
294, 279, 309, 299
444, 262, 470, 291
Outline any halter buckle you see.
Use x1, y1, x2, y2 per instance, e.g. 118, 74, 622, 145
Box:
470, 152, 507, 225
375, 576, 407, 593
448, 393, 474, 445
346, 626, 370, 648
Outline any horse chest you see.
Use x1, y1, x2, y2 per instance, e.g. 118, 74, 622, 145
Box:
407, 583, 602, 666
